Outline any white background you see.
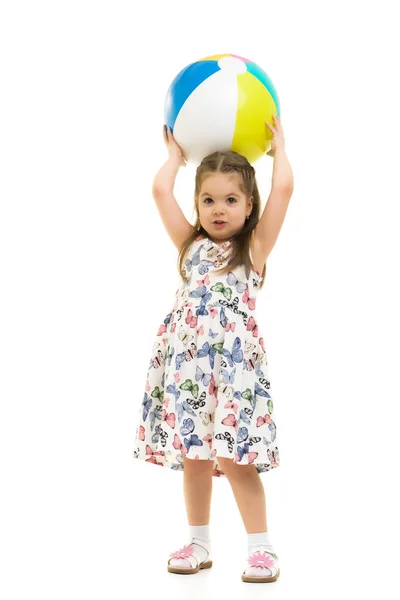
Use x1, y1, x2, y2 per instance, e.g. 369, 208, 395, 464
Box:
1, 1, 399, 598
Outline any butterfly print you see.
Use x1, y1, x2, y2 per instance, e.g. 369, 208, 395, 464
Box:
186, 391, 206, 410
221, 367, 236, 385
184, 245, 202, 274
183, 309, 196, 328
166, 382, 181, 401
157, 323, 167, 336
175, 343, 197, 370
184, 434, 204, 451
197, 274, 210, 287
199, 411, 215, 426
224, 399, 239, 414
195, 366, 212, 387
222, 337, 243, 367
178, 325, 194, 345
246, 316, 258, 337
165, 345, 175, 366
180, 418, 195, 436
235, 442, 258, 464
218, 381, 234, 400
175, 399, 197, 422
151, 350, 164, 369
237, 427, 261, 446
142, 393, 152, 421
145, 444, 164, 465
208, 373, 218, 399
242, 286, 256, 310
221, 412, 239, 433
151, 424, 168, 448
185, 343, 197, 361
180, 378, 199, 399
215, 431, 235, 452
267, 447, 279, 466
149, 404, 162, 431
239, 407, 253, 424
197, 341, 218, 369
259, 377, 270, 390
172, 433, 188, 456
227, 271, 247, 293
161, 409, 176, 429
211, 281, 233, 301
255, 382, 271, 399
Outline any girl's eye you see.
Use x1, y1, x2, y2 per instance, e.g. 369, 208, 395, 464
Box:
203, 197, 237, 204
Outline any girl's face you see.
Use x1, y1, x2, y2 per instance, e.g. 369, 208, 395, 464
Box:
197, 172, 253, 244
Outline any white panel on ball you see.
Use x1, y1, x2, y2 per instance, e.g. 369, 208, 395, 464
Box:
173, 69, 239, 165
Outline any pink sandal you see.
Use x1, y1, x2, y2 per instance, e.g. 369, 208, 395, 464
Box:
241, 547, 280, 583
167, 543, 213, 575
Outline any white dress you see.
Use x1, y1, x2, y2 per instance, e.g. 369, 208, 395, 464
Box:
132, 234, 280, 478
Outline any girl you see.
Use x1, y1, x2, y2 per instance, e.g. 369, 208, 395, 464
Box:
133, 116, 294, 583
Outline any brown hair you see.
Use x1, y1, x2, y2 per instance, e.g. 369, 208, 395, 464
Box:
177, 150, 267, 289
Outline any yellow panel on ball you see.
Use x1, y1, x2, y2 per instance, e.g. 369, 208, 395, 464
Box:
232, 71, 278, 164
199, 53, 232, 61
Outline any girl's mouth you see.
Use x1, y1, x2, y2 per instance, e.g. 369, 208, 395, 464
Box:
213, 221, 226, 227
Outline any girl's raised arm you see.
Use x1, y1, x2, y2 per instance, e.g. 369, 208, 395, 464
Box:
152, 126, 195, 249
253, 117, 294, 262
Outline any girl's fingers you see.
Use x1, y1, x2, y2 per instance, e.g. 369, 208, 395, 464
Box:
170, 131, 176, 145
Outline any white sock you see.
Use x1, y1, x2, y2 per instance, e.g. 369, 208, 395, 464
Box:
248, 531, 273, 554
189, 524, 210, 550
169, 524, 211, 569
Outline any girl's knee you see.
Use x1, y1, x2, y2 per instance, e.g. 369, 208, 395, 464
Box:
218, 457, 256, 479
183, 456, 214, 472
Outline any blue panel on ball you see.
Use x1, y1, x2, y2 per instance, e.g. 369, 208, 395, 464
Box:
164, 60, 221, 130
246, 62, 281, 115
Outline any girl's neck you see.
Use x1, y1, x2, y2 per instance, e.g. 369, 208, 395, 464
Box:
202, 234, 232, 247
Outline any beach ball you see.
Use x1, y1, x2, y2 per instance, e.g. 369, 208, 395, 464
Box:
164, 53, 280, 165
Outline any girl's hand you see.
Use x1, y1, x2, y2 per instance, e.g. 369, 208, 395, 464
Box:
265, 115, 286, 158
163, 125, 186, 166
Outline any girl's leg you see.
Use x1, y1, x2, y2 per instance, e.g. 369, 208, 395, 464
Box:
217, 457, 280, 581
183, 456, 214, 524
217, 457, 267, 532
168, 457, 214, 572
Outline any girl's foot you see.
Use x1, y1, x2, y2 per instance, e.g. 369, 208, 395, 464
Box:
241, 546, 280, 583
167, 539, 212, 574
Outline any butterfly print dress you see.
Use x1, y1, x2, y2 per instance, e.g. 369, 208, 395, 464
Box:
132, 234, 280, 478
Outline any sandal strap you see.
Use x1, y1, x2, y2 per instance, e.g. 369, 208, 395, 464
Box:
191, 539, 210, 561
168, 541, 209, 569
168, 552, 198, 569
249, 546, 279, 560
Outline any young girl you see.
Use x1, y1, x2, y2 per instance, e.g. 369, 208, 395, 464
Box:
133, 116, 294, 583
